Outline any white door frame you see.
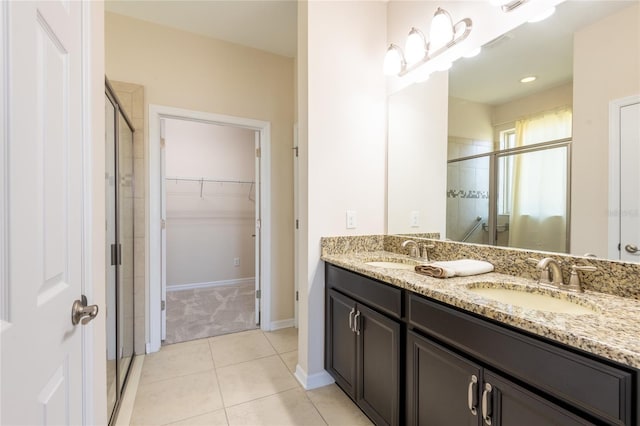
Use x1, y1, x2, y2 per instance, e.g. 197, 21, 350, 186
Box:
608, 94, 640, 259
148, 104, 271, 353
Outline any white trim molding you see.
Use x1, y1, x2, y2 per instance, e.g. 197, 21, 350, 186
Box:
167, 277, 255, 292
0, 0, 9, 326
294, 365, 335, 390
270, 318, 295, 330
608, 94, 640, 260
148, 104, 272, 353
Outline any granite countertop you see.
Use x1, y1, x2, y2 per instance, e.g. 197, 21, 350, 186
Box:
322, 250, 640, 369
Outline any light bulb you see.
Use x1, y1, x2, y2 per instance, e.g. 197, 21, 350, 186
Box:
405, 28, 427, 64
463, 47, 482, 58
383, 45, 405, 76
429, 8, 454, 52
435, 61, 452, 72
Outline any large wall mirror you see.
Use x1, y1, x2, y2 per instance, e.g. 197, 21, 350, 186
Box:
387, 0, 640, 262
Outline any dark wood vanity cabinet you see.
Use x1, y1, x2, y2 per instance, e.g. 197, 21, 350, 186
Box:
408, 293, 635, 426
325, 266, 402, 426
407, 330, 593, 426
325, 264, 638, 426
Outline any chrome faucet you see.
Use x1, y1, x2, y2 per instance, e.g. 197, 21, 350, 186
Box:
535, 258, 564, 288
402, 240, 419, 259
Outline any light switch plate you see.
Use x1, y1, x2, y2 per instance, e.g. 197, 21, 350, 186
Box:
346, 210, 357, 229
410, 210, 420, 228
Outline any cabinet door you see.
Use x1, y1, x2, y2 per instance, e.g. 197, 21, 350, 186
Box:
356, 303, 401, 426
326, 289, 357, 397
482, 371, 594, 426
407, 331, 482, 426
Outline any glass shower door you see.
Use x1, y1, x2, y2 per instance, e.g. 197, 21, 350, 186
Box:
105, 81, 136, 424
105, 95, 118, 419
117, 112, 135, 391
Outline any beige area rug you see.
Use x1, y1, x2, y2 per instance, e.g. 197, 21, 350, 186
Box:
164, 282, 257, 345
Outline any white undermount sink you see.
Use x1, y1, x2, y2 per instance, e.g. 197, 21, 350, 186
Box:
467, 286, 597, 315
365, 261, 416, 271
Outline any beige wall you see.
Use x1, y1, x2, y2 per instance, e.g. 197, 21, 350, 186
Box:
164, 120, 256, 287
448, 96, 493, 141
572, 4, 640, 257
388, 75, 449, 235
492, 82, 573, 133
297, 0, 388, 387
105, 12, 296, 324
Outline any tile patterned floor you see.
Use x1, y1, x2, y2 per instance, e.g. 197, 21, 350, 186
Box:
129, 328, 372, 426
165, 283, 257, 344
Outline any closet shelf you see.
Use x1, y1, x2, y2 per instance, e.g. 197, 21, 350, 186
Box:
165, 176, 256, 200
165, 176, 254, 185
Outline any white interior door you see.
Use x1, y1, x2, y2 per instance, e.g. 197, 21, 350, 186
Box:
620, 100, 640, 262
160, 119, 167, 340
1, 1, 92, 424
293, 125, 299, 328
255, 131, 261, 326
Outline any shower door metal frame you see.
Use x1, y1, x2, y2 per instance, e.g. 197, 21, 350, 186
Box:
105, 78, 136, 426
448, 137, 572, 251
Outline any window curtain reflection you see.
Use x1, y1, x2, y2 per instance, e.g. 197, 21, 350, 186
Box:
508, 108, 572, 252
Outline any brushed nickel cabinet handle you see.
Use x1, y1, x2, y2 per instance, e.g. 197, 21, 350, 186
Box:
467, 375, 478, 415
482, 382, 493, 425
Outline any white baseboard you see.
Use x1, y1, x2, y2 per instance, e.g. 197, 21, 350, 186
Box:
294, 365, 335, 390
269, 318, 295, 330
145, 341, 161, 354
167, 277, 255, 292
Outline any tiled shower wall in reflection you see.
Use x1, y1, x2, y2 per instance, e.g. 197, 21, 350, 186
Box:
111, 81, 146, 355
446, 137, 491, 244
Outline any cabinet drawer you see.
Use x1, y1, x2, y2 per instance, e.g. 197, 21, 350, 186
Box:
408, 294, 632, 425
326, 264, 402, 319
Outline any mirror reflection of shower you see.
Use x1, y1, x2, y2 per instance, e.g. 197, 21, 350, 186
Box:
446, 138, 570, 253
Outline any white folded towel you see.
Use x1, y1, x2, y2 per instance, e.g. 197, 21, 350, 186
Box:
414, 259, 494, 279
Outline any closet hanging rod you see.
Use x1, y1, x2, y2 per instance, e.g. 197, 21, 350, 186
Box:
165, 176, 255, 185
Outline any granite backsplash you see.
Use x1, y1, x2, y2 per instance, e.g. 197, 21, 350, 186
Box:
321, 234, 640, 300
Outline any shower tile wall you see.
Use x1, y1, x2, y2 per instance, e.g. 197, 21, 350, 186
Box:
111, 81, 146, 354
446, 137, 492, 244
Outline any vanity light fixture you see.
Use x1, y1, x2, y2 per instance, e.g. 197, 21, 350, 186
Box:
463, 46, 482, 58
383, 44, 406, 75
384, 7, 473, 77
492, 0, 529, 13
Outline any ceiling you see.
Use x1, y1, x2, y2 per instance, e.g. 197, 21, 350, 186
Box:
105, 0, 298, 58
449, 1, 635, 105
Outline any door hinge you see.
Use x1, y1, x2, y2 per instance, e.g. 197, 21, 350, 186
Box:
295, 219, 299, 230
295, 291, 299, 301
618, 243, 621, 251
110, 244, 117, 266
161, 219, 166, 229
293, 146, 298, 157
256, 148, 261, 158
160, 137, 166, 148
256, 218, 261, 229
256, 289, 261, 299
161, 300, 166, 311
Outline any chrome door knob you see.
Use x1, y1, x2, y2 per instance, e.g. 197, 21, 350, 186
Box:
625, 244, 639, 254
71, 295, 99, 325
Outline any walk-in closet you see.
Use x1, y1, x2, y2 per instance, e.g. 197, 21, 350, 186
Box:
162, 118, 259, 345
105, 80, 136, 423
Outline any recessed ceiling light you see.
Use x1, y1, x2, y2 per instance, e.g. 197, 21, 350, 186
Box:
520, 76, 537, 83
